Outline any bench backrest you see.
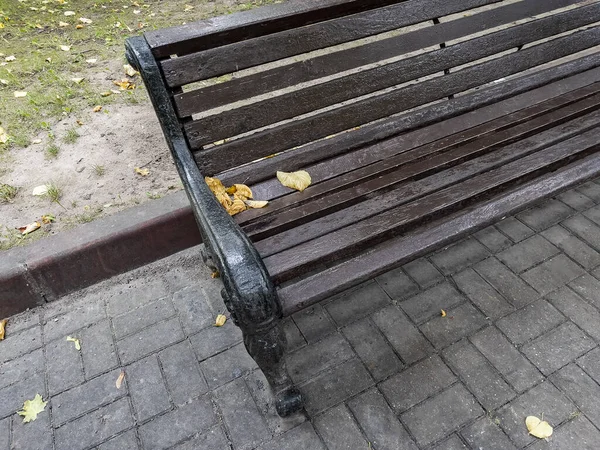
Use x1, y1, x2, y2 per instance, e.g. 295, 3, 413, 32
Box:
145, 0, 600, 180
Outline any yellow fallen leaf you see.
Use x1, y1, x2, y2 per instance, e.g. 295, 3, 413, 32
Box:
32, 185, 48, 196
5, 55, 16, 62
66, 336, 81, 350
0, 23, 3, 29
215, 314, 227, 327
17, 222, 41, 235
0, 319, 7, 340
113, 79, 135, 90
134, 167, 149, 176
244, 199, 268, 209
17, 394, 47, 423
45, 57, 52, 63
233, 184, 252, 199
0, 126, 8, 144
526, 416, 553, 439
211, 270, 220, 279
227, 197, 247, 216
70, 77, 84, 84
123, 64, 138, 77
276, 170, 311, 192
14, 91, 27, 98
100, 91, 112, 97
441, 309, 447, 317
184, 5, 194, 11
76, 120, 84, 126
63, 11, 75, 16
58, 21, 69, 27
79, 17, 92, 24
116, 371, 125, 389
41, 214, 55, 224
205, 177, 232, 210
93, 105, 102, 112
76, 24, 83, 29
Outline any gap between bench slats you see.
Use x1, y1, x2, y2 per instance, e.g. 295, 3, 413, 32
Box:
174, 0, 585, 116
192, 26, 600, 174
182, 3, 599, 144
242, 87, 600, 240
277, 153, 600, 314
254, 103, 600, 257
219, 57, 600, 189
265, 125, 600, 283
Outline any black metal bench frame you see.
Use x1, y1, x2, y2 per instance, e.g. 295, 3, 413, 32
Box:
126, 0, 600, 417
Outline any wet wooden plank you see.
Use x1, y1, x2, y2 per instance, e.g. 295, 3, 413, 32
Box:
277, 153, 600, 314
264, 126, 600, 282
191, 27, 600, 172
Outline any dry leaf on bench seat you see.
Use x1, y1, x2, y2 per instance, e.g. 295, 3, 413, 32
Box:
277, 170, 311, 192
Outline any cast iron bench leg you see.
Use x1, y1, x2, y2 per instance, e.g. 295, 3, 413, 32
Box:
220, 288, 303, 417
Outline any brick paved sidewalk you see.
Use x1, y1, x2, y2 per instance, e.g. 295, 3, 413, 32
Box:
5, 180, 600, 449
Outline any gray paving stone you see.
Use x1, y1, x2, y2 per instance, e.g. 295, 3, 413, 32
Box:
200, 342, 258, 389
444, 340, 515, 411
431, 434, 468, 450
292, 304, 336, 344
0, 326, 42, 364
172, 285, 214, 335
52, 368, 125, 426
214, 378, 269, 450
562, 215, 600, 252
98, 429, 140, 450
430, 238, 489, 275
258, 422, 326, 450
522, 322, 595, 375
300, 358, 373, 415
542, 225, 600, 269
103, 276, 171, 317
496, 380, 577, 448
496, 298, 565, 346
0, 372, 46, 419
470, 326, 542, 392
314, 405, 369, 450
528, 415, 600, 450
419, 302, 488, 350
522, 254, 585, 296
400, 282, 465, 324
548, 287, 600, 341
550, 363, 600, 429
342, 318, 403, 381
46, 336, 85, 395
54, 397, 133, 450
517, 199, 574, 231
578, 347, 600, 382
117, 316, 185, 364
325, 282, 391, 326
497, 235, 560, 273
10, 407, 53, 450
495, 217, 534, 242
112, 298, 176, 339
584, 205, 600, 228
79, 319, 119, 379
138, 395, 217, 450
43, 297, 105, 342
171, 426, 229, 450
127, 354, 171, 422
283, 318, 307, 353
568, 273, 600, 310
473, 226, 513, 253
189, 319, 243, 361
460, 417, 517, 450
453, 268, 514, 320
371, 305, 434, 364
379, 355, 456, 413
348, 388, 418, 450
401, 384, 484, 447
158, 340, 208, 405
5, 309, 41, 335
0, 418, 7, 450
557, 189, 595, 211
375, 267, 420, 301
576, 181, 600, 202
474, 257, 539, 308
0, 348, 43, 390
402, 258, 444, 288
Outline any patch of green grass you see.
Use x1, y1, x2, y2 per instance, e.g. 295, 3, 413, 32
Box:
93, 164, 105, 176
63, 128, 80, 144
0, 184, 18, 203
46, 144, 60, 158
146, 191, 161, 200
42, 182, 65, 209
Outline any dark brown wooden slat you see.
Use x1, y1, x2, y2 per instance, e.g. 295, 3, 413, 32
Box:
165, 0, 502, 87
146, 0, 408, 58
192, 27, 600, 172
219, 60, 600, 189
242, 91, 600, 239
255, 107, 600, 256
183, 4, 599, 145
277, 153, 600, 314
264, 126, 600, 283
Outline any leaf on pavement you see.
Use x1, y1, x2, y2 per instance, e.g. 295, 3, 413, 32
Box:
32, 185, 48, 196
17, 394, 47, 423
123, 64, 138, 77
92, 105, 102, 112
116, 371, 125, 389
441, 309, 447, 317
41, 214, 55, 224
214, 314, 227, 327
134, 167, 149, 176
17, 221, 41, 235
66, 336, 81, 350
276, 170, 311, 192
0, 319, 7, 340
113, 79, 135, 90
526, 416, 553, 439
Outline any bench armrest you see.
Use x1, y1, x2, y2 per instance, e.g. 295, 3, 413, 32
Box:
125, 36, 280, 327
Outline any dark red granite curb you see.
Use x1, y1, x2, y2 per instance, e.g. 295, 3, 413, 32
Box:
0, 191, 200, 317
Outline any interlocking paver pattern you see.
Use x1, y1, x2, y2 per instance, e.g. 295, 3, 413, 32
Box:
4, 182, 600, 449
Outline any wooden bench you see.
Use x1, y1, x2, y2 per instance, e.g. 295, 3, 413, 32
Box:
126, 0, 600, 416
